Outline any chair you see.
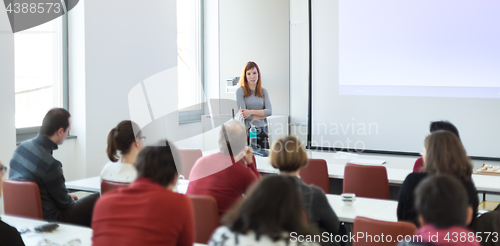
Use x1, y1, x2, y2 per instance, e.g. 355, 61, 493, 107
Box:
179, 149, 203, 180
299, 158, 330, 193
100, 180, 130, 194
353, 216, 417, 246
343, 163, 390, 199
188, 194, 219, 244
3, 179, 43, 219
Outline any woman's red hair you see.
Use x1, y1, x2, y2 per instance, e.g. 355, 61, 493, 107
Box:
238, 61, 264, 98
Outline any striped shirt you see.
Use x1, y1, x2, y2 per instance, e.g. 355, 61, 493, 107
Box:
9, 134, 74, 221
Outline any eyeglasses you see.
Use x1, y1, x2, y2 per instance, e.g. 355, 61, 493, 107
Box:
0, 165, 7, 174
138, 136, 146, 141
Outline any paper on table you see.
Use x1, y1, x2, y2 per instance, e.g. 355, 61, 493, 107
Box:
349, 159, 386, 165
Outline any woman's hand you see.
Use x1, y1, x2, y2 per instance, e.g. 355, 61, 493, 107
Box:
241, 109, 253, 119
243, 147, 254, 164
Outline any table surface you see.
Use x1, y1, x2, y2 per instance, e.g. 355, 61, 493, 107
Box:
253, 150, 500, 193
1, 215, 93, 246
66, 177, 190, 194
326, 194, 398, 223
2, 215, 208, 246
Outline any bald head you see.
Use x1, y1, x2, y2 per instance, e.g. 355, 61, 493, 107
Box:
219, 120, 247, 156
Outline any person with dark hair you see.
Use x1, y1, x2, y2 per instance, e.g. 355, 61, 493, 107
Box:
398, 175, 479, 246
413, 121, 460, 172
398, 131, 479, 227
471, 210, 500, 246
9, 108, 99, 227
0, 161, 26, 246
209, 176, 320, 246
101, 120, 144, 183
270, 136, 339, 237
186, 120, 261, 215
92, 141, 194, 246
236, 61, 272, 149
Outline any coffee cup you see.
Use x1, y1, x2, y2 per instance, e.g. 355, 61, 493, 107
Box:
341, 193, 356, 205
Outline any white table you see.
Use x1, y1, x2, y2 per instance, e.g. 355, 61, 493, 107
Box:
326, 194, 398, 223
66, 177, 190, 194
252, 150, 500, 194
2, 215, 208, 246
1, 215, 93, 246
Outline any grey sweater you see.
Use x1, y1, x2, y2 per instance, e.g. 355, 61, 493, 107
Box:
235, 87, 272, 128
9, 134, 74, 221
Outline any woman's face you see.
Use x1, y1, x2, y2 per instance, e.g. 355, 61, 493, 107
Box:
245, 67, 259, 86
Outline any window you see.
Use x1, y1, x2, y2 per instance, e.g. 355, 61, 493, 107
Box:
15, 14, 68, 132
177, 0, 204, 123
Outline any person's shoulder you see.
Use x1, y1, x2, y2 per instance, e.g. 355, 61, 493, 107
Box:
261, 88, 269, 94
0, 220, 25, 246
210, 226, 236, 243
404, 172, 427, 183
236, 86, 244, 94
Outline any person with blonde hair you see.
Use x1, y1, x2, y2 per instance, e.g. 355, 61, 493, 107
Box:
397, 130, 479, 227
236, 61, 272, 149
270, 136, 339, 236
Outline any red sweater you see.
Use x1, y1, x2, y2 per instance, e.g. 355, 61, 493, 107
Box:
92, 178, 194, 246
186, 152, 261, 214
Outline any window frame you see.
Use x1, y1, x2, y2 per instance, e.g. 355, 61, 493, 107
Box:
178, 0, 205, 124
15, 10, 69, 143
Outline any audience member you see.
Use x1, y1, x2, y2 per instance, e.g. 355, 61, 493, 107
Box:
92, 141, 194, 246
0, 161, 26, 246
209, 175, 320, 246
471, 210, 500, 246
398, 131, 478, 227
413, 121, 460, 172
9, 108, 99, 227
398, 175, 479, 246
270, 136, 339, 236
101, 120, 144, 183
186, 120, 261, 215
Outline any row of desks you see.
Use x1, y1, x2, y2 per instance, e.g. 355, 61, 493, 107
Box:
254, 151, 500, 194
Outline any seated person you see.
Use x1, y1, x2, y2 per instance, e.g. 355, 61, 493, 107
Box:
398, 174, 479, 246
186, 120, 261, 215
413, 121, 460, 172
101, 120, 143, 183
397, 131, 478, 227
471, 210, 500, 246
92, 141, 194, 246
9, 108, 99, 227
270, 136, 339, 236
209, 175, 320, 246
0, 161, 25, 246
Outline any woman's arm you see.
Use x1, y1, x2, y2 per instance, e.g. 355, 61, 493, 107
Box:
235, 87, 247, 110
244, 89, 272, 117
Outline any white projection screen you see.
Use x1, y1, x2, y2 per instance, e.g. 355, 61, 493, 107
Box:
310, 0, 500, 159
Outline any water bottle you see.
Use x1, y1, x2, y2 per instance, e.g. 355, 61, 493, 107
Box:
249, 125, 257, 148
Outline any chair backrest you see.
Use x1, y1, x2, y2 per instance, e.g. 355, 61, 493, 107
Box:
343, 163, 390, 199
188, 194, 220, 244
3, 179, 43, 219
353, 216, 417, 246
179, 149, 203, 180
299, 158, 330, 194
101, 180, 130, 194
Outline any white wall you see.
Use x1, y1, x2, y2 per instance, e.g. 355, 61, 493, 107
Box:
219, 0, 290, 117
0, 3, 16, 214
67, 0, 181, 177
